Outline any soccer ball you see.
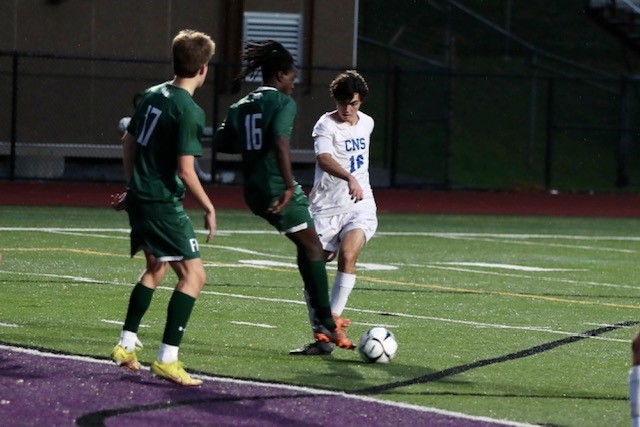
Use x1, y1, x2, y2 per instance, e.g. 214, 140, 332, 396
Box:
118, 117, 131, 134
358, 327, 398, 363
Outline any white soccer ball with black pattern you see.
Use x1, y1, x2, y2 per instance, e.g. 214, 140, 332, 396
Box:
358, 327, 397, 363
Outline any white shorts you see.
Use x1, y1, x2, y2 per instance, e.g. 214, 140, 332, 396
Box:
314, 210, 378, 254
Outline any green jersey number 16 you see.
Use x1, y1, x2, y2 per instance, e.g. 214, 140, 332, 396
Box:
244, 113, 262, 150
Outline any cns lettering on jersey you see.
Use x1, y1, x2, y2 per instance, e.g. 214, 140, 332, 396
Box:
344, 138, 366, 152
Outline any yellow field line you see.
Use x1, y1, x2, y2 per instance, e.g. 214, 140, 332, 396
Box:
359, 274, 640, 310
5, 247, 638, 310
4, 248, 129, 258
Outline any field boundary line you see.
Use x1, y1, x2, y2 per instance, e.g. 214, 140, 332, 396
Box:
0, 342, 535, 427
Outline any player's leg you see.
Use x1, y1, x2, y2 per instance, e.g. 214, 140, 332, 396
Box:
290, 287, 336, 355
630, 330, 640, 426
148, 214, 205, 386
127, 250, 168, 331
289, 229, 337, 355
150, 257, 206, 386
290, 215, 347, 355
112, 250, 167, 371
331, 210, 378, 316
269, 188, 334, 331
331, 228, 366, 315
288, 227, 333, 326
287, 227, 354, 349
160, 257, 206, 359
264, 188, 353, 350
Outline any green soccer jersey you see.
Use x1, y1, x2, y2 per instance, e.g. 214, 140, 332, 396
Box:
214, 87, 297, 214
126, 82, 204, 216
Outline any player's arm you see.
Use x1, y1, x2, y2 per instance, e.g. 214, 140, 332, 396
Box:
269, 134, 296, 214
213, 120, 241, 154
317, 153, 363, 202
111, 132, 136, 211
315, 134, 363, 201
122, 132, 136, 183
178, 155, 216, 242
269, 99, 297, 214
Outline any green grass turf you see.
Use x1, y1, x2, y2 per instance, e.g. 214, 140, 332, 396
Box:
0, 205, 638, 426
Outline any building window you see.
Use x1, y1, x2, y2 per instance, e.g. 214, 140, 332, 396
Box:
243, 11, 303, 82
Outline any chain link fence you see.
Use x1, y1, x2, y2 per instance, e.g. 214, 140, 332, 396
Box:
2, 50, 640, 191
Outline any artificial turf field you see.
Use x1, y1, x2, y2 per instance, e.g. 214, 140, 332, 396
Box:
0, 203, 638, 426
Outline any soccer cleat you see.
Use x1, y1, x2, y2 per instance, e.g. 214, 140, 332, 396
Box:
289, 341, 334, 356
332, 314, 351, 328
314, 323, 356, 350
110, 344, 141, 372
151, 360, 203, 386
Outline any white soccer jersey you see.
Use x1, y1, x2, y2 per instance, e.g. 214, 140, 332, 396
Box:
309, 111, 376, 217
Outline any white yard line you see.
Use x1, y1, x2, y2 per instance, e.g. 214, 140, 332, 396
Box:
431, 262, 584, 272
584, 322, 635, 328
231, 321, 277, 329
0, 269, 630, 343
352, 321, 399, 328
396, 263, 640, 291
376, 231, 640, 241
212, 248, 291, 259
101, 319, 149, 328
444, 236, 635, 254
5, 227, 640, 241
44, 230, 129, 240
234, 259, 397, 271
2, 227, 636, 345
0, 322, 19, 328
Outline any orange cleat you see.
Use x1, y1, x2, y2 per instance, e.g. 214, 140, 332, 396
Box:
314, 323, 355, 350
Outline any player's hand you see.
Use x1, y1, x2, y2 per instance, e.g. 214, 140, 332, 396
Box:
347, 176, 364, 202
269, 187, 295, 214
111, 191, 127, 211
204, 209, 216, 243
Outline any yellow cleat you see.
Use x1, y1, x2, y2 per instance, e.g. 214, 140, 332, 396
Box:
151, 360, 203, 386
110, 345, 141, 371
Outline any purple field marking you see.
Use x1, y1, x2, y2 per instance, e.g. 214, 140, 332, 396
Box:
0, 345, 534, 426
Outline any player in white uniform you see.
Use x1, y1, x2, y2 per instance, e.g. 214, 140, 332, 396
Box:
630, 331, 640, 426
290, 70, 378, 355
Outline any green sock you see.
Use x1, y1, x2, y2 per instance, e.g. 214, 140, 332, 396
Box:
123, 282, 154, 333
297, 255, 335, 330
297, 252, 312, 288
162, 291, 196, 346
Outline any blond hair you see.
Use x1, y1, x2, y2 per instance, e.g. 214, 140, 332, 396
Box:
172, 29, 216, 77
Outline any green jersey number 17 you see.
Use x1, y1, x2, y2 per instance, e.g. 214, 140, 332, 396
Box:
138, 105, 163, 147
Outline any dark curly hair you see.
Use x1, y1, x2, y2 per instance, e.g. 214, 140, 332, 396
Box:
236, 40, 295, 84
329, 70, 369, 103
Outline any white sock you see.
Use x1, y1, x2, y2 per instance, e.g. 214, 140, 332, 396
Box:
158, 343, 179, 364
119, 330, 138, 352
330, 272, 356, 316
631, 366, 640, 427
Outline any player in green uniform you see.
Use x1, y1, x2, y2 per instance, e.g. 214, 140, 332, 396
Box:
110, 29, 216, 386
214, 40, 354, 351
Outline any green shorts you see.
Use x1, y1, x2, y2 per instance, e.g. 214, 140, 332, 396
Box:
252, 186, 314, 233
128, 212, 200, 261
